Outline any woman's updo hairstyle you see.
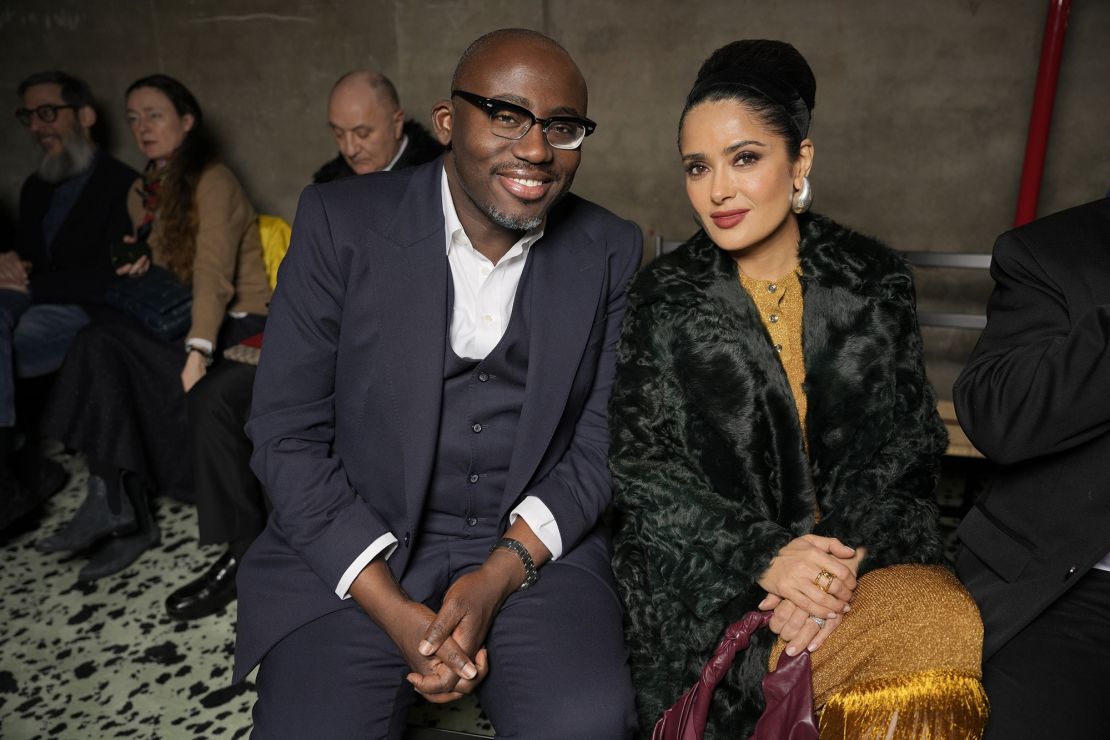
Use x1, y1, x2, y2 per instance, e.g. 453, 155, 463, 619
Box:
126, 74, 217, 282
680, 40, 816, 160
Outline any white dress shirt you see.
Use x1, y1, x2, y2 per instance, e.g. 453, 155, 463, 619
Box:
335, 167, 564, 598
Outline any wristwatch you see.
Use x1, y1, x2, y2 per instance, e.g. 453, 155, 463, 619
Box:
489, 537, 538, 590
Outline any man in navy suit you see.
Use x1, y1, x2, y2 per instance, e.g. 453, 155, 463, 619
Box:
237, 29, 641, 738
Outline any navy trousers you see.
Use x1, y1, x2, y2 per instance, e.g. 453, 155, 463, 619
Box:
250, 529, 637, 739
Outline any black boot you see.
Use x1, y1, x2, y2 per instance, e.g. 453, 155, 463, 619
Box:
78, 473, 160, 581
36, 473, 136, 553
165, 549, 240, 620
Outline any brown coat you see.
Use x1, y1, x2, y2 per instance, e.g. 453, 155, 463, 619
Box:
128, 162, 271, 344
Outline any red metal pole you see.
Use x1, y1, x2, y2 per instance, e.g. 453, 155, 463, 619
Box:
1014, 0, 1071, 226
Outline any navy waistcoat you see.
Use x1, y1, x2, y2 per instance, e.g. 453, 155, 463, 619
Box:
422, 256, 534, 537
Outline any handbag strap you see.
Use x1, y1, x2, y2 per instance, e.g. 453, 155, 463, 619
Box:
652, 610, 818, 740
698, 610, 773, 688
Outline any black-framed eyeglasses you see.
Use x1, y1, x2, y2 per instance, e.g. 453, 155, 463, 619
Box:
15, 104, 77, 126
452, 90, 596, 151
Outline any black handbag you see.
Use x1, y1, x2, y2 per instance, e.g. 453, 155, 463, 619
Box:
105, 266, 192, 342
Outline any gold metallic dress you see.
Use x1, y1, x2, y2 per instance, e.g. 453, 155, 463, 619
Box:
740, 268, 988, 739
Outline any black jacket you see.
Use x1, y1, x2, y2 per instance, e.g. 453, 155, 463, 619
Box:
954, 197, 1110, 658
15, 151, 138, 305
611, 214, 947, 737
311, 120, 443, 184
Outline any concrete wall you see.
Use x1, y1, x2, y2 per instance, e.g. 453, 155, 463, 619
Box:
2, 0, 1108, 392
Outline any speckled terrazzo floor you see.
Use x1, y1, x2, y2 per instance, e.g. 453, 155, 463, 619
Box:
0, 447, 493, 739
1, 446, 980, 739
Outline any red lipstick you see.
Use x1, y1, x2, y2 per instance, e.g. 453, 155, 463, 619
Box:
710, 209, 749, 229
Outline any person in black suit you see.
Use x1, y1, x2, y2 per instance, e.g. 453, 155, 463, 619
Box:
236, 28, 640, 738
0, 71, 137, 529
165, 71, 444, 621
954, 197, 1110, 739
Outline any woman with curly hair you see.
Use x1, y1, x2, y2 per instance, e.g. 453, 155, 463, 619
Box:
610, 40, 988, 738
38, 75, 270, 581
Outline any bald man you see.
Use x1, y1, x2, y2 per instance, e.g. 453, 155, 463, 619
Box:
236, 29, 640, 738
312, 70, 442, 183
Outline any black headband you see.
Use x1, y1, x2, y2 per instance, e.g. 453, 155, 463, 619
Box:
690, 69, 811, 138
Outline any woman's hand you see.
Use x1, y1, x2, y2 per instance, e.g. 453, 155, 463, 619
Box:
0, 251, 29, 292
114, 236, 150, 277
757, 534, 859, 619
762, 594, 843, 656
181, 350, 208, 392
116, 254, 150, 277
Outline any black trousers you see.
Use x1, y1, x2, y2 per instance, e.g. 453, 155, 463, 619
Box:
982, 568, 1110, 739
187, 359, 268, 546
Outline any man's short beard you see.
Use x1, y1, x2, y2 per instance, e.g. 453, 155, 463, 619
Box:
36, 128, 95, 184
485, 205, 544, 232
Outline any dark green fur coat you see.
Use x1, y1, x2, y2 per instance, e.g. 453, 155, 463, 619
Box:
610, 213, 948, 738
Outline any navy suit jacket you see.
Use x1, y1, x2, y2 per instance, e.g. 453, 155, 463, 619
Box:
236, 158, 642, 680
954, 198, 1110, 658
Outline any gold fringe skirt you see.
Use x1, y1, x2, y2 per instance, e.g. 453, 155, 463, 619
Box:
769, 564, 989, 739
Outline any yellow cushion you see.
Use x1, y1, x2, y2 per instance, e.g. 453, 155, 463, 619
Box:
257, 215, 292, 290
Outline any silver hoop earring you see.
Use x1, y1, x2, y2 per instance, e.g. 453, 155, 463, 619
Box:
791, 176, 813, 214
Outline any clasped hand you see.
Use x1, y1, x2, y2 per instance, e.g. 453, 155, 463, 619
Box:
396, 551, 523, 703
757, 534, 865, 657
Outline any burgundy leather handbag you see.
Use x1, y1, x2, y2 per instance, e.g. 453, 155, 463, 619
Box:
652, 610, 819, 740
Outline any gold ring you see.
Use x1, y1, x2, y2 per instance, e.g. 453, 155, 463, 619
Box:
815, 570, 835, 593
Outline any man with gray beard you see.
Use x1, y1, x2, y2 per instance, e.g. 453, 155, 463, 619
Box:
0, 71, 137, 530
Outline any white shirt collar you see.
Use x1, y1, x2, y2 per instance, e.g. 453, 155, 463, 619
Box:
383, 135, 409, 172
440, 166, 544, 260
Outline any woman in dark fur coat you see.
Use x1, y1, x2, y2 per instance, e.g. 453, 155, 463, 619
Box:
610, 40, 987, 738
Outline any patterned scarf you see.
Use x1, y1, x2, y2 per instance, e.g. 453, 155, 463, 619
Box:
137, 159, 169, 242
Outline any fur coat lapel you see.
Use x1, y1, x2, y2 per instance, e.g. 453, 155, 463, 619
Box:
643, 213, 918, 531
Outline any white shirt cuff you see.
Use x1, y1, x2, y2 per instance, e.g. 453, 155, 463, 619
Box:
335, 532, 399, 599
509, 496, 563, 560
185, 337, 214, 353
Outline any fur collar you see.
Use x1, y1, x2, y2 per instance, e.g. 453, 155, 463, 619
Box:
632, 212, 911, 309
626, 212, 921, 524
